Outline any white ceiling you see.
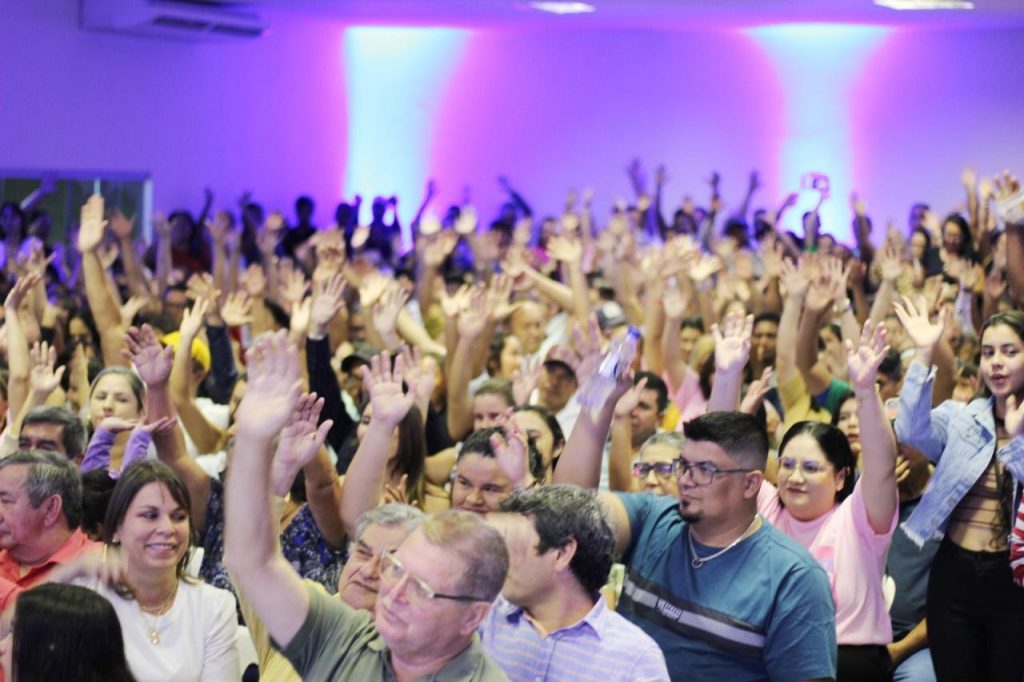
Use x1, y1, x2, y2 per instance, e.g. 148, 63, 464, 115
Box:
235, 0, 1024, 29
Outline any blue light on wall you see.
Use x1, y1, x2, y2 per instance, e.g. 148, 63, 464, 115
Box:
747, 24, 889, 242
343, 27, 469, 248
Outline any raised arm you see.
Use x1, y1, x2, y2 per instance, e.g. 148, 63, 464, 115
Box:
776, 257, 809, 387
3, 274, 39, 431
707, 312, 754, 413
109, 209, 154, 304
224, 332, 310, 648
306, 273, 356, 454
660, 279, 692, 392
846, 321, 898, 533
339, 353, 415, 538
79, 195, 129, 367
169, 298, 223, 454
446, 287, 488, 442
609, 378, 648, 492
796, 257, 846, 395
994, 172, 1024, 307
124, 324, 211, 529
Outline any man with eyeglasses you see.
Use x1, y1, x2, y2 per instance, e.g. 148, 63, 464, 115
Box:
225, 333, 511, 681
555, 408, 837, 681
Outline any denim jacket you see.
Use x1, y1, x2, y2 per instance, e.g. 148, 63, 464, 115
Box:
894, 362, 1024, 547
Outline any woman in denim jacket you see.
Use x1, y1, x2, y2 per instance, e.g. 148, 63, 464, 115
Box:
894, 304, 1024, 682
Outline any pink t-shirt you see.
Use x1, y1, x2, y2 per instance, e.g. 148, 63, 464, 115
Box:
758, 479, 898, 645
664, 367, 708, 426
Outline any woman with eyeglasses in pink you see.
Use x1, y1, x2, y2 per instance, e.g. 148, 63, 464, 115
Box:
757, 321, 899, 682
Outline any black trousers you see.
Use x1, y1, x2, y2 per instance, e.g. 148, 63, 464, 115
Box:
927, 538, 1024, 682
837, 644, 893, 682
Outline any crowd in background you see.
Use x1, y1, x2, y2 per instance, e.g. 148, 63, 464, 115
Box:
0, 161, 1023, 682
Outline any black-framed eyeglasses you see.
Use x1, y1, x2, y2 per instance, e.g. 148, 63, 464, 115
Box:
672, 458, 754, 486
632, 461, 675, 479
379, 551, 488, 605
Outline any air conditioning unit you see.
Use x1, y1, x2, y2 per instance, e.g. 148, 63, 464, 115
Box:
80, 0, 268, 41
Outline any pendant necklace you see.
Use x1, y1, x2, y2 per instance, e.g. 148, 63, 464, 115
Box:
140, 582, 179, 645
688, 514, 760, 569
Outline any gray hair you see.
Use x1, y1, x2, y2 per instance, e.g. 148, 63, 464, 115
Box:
354, 503, 424, 541
421, 510, 509, 603
638, 431, 686, 460
22, 406, 88, 458
0, 451, 83, 529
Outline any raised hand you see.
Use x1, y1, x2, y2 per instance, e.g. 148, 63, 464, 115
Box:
310, 272, 346, 334
993, 170, 1024, 227
179, 297, 209, 341
399, 345, 435, 408
491, 410, 531, 488
270, 392, 333, 497
485, 273, 515, 322
235, 331, 303, 440
547, 235, 582, 264
1005, 394, 1024, 439
123, 325, 174, 386
382, 474, 410, 505
422, 230, 456, 267
454, 206, 478, 235
760, 238, 785, 279
119, 296, 148, 328
740, 367, 773, 415
779, 257, 809, 299
572, 315, 604, 386
662, 279, 690, 320
205, 210, 232, 245
512, 355, 543, 407
359, 273, 389, 310
893, 295, 943, 351
845, 321, 889, 393
279, 268, 309, 309
289, 297, 312, 340
29, 340, 66, 401
99, 416, 140, 433
372, 284, 409, 340
78, 194, 107, 253
363, 352, 415, 429
4, 272, 41, 312
712, 311, 754, 374
220, 291, 254, 327
688, 254, 722, 285
439, 283, 472, 319
877, 242, 904, 283
97, 242, 119, 270
613, 376, 649, 420
456, 286, 489, 338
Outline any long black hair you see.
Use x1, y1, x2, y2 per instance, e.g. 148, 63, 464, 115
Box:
12, 583, 136, 682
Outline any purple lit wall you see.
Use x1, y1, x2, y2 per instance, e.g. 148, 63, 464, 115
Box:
3, 1, 1023, 246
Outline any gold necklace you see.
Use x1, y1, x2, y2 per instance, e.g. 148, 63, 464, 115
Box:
139, 582, 179, 645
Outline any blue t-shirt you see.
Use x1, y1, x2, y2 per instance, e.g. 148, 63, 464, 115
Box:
617, 493, 837, 682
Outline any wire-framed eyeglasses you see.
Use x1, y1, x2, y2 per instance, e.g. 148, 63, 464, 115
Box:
379, 551, 489, 605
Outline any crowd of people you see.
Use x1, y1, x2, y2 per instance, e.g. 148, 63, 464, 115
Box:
0, 162, 1023, 682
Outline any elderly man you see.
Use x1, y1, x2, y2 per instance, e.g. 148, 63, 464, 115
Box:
555, 408, 837, 681
483, 485, 669, 681
0, 451, 95, 611
225, 332, 510, 681
240, 504, 424, 682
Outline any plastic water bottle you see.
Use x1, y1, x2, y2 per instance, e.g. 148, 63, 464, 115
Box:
577, 326, 642, 414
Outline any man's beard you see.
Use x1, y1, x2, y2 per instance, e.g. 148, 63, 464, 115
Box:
678, 500, 703, 524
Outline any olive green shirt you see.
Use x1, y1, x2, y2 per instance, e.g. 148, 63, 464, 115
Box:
277, 584, 508, 681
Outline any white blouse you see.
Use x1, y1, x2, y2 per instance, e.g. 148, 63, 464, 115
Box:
80, 578, 238, 682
